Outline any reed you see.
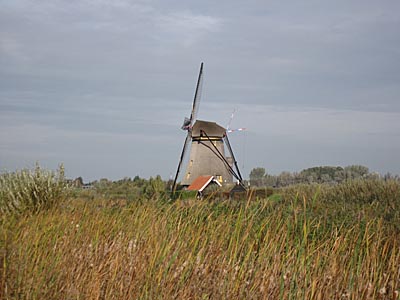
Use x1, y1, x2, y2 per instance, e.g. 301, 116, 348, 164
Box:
1, 179, 400, 299
0, 164, 68, 215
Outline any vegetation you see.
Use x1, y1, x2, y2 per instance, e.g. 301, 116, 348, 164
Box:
69, 175, 167, 201
0, 164, 68, 215
1, 171, 400, 299
249, 165, 392, 187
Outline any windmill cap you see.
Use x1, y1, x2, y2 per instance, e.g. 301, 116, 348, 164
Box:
191, 120, 226, 137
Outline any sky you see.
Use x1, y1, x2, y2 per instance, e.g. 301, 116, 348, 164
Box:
1, 0, 400, 181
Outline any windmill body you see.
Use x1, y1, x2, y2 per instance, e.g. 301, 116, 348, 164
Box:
172, 63, 244, 193
181, 120, 233, 186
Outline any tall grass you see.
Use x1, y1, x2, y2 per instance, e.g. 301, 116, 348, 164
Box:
0, 164, 68, 215
2, 179, 400, 299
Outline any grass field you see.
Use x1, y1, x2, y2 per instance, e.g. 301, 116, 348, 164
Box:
1, 176, 400, 299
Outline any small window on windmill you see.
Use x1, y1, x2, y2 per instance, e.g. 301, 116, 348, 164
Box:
216, 175, 222, 183
189, 160, 193, 167
186, 173, 191, 180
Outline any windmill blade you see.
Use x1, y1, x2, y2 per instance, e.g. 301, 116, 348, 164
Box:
172, 132, 191, 193
226, 109, 236, 131
189, 62, 204, 126
227, 127, 246, 133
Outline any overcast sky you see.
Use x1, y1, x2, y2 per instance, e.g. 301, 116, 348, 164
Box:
1, 0, 400, 181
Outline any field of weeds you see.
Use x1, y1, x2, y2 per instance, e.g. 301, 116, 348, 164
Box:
1, 179, 400, 299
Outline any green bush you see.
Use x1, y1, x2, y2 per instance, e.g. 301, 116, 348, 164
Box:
0, 164, 68, 215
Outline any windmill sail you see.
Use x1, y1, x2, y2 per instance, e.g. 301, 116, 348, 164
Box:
189, 62, 203, 124
172, 62, 204, 193
226, 109, 246, 133
172, 133, 191, 193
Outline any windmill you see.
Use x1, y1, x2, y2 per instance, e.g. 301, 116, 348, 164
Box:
172, 63, 245, 193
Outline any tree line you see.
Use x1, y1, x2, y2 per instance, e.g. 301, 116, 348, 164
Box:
70, 175, 167, 200
249, 165, 398, 187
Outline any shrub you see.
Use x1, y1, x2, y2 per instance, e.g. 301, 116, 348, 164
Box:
0, 163, 68, 215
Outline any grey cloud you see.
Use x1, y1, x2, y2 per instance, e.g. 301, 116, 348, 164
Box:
1, 0, 400, 179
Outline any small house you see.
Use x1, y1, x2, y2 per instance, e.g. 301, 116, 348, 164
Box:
187, 175, 222, 198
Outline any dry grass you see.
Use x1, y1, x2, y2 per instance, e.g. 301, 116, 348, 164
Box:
1, 182, 400, 299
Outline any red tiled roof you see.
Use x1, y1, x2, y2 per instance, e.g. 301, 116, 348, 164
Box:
187, 175, 221, 192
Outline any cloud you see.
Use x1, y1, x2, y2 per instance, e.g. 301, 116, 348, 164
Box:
156, 10, 222, 47
167, 12, 220, 32
1, 0, 400, 178
0, 37, 30, 63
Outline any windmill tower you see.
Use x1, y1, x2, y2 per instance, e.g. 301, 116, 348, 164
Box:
172, 63, 244, 192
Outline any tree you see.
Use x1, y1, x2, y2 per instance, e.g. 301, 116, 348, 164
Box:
249, 167, 266, 187
264, 173, 277, 187
343, 165, 369, 180
142, 175, 166, 199
72, 177, 83, 187
276, 171, 294, 187
300, 166, 344, 183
